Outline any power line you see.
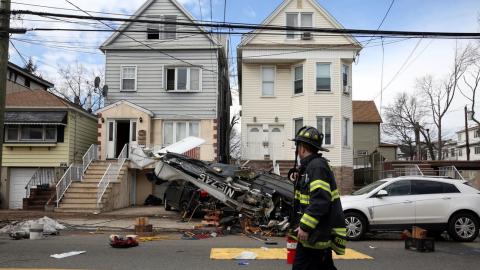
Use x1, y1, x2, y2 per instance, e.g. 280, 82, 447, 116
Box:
9, 40, 28, 66
363, 0, 395, 47
374, 38, 424, 99
63, 1, 217, 74
6, 9, 480, 39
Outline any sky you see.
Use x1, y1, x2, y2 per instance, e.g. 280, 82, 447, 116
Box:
8, 0, 480, 139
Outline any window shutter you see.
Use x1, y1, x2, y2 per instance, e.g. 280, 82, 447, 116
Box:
57, 126, 65, 142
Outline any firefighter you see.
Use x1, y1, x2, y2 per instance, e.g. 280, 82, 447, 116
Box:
290, 126, 346, 270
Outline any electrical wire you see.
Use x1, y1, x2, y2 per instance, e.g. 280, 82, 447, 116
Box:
6, 9, 480, 39
363, 0, 395, 47
9, 39, 28, 66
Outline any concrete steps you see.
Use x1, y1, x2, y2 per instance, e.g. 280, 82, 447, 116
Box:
55, 160, 126, 213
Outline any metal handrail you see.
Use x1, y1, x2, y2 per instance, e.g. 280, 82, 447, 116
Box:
25, 168, 55, 198
96, 144, 128, 208
439, 166, 465, 180
405, 164, 424, 176
82, 144, 98, 175
56, 164, 82, 207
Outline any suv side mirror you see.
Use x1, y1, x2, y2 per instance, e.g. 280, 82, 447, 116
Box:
376, 190, 388, 198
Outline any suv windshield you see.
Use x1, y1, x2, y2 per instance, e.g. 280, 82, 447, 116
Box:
352, 180, 387, 195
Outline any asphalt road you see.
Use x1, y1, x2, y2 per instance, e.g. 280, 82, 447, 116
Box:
0, 232, 478, 270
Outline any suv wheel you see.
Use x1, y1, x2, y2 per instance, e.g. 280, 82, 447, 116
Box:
345, 212, 367, 241
164, 197, 172, 211
448, 212, 479, 242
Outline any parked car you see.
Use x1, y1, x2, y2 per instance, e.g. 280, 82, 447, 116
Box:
341, 176, 480, 241
163, 180, 210, 216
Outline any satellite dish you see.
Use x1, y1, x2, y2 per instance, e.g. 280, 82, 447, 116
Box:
102, 85, 109, 97
94, 77, 101, 88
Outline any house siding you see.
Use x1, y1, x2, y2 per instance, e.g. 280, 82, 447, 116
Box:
67, 111, 98, 164
104, 49, 219, 119
240, 53, 355, 167
353, 123, 380, 158
102, 0, 215, 50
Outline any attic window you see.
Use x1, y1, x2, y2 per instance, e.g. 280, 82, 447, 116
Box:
163, 15, 177, 39
286, 13, 313, 39
147, 16, 160, 40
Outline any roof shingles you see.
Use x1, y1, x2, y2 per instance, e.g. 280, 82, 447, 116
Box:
353, 101, 382, 123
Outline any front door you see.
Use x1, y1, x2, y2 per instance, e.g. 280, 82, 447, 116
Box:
247, 125, 263, 160
116, 120, 130, 157
268, 125, 284, 160
106, 120, 116, 159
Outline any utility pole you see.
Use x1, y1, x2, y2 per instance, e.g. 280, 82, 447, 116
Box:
414, 122, 421, 160
464, 106, 470, 161
0, 0, 11, 180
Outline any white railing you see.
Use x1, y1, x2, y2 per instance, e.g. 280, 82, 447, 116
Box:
56, 164, 82, 207
96, 144, 128, 208
82, 144, 98, 175
405, 164, 424, 176
25, 168, 55, 198
439, 166, 465, 180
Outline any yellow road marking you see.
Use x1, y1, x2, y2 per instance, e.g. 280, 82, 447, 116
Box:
210, 248, 373, 260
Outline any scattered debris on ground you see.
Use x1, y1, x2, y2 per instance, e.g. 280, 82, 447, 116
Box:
134, 217, 154, 236
0, 216, 66, 240
109, 234, 139, 248
50, 251, 86, 259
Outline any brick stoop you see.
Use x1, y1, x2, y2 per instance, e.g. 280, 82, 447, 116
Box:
55, 160, 127, 214
23, 187, 56, 211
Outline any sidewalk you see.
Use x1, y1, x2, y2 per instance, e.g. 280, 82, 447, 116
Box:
0, 206, 201, 232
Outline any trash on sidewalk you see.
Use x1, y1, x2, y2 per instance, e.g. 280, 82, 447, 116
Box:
50, 251, 86, 259
109, 234, 139, 248
235, 251, 258, 260
134, 217, 154, 237
0, 216, 65, 239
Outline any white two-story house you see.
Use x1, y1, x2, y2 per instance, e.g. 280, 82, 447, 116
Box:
238, 0, 362, 194
96, 0, 230, 205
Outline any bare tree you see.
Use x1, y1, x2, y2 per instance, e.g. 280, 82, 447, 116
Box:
50, 61, 105, 112
383, 92, 435, 160
459, 50, 480, 125
23, 57, 38, 75
228, 113, 241, 162
417, 44, 477, 160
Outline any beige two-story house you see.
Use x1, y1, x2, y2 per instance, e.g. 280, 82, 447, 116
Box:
238, 0, 362, 194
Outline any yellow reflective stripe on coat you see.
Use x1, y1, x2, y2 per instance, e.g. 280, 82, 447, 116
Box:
300, 213, 319, 229
310, 179, 331, 194
332, 227, 346, 237
295, 191, 310, 205
331, 189, 340, 201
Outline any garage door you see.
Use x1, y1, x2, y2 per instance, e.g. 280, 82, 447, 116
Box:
9, 168, 37, 209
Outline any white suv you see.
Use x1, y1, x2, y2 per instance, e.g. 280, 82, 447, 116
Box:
341, 176, 480, 241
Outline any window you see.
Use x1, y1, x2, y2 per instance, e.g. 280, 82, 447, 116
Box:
316, 63, 331, 91
286, 13, 298, 39
342, 64, 349, 93
5, 125, 19, 141
316, 116, 332, 145
357, 150, 368, 156
286, 13, 312, 39
5, 125, 57, 142
413, 180, 460, 195
131, 122, 137, 142
450, 148, 455, 157
384, 180, 411, 196
146, 16, 160, 39
475, 130, 480, 138
458, 133, 463, 141
165, 67, 202, 91
163, 15, 177, 39
342, 117, 349, 147
108, 122, 114, 142
294, 118, 303, 136
25, 78, 31, 88
262, 66, 275, 96
458, 149, 463, 156
163, 121, 200, 145
294, 65, 303, 94
475, 146, 480, 155
121, 66, 136, 91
